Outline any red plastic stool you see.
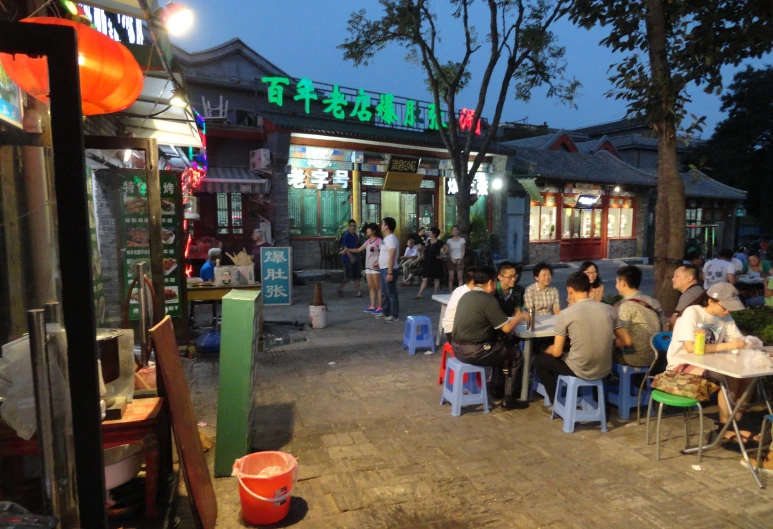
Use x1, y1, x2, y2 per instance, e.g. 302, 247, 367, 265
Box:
438, 343, 482, 387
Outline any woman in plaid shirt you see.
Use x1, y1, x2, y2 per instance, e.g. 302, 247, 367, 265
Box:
523, 262, 561, 316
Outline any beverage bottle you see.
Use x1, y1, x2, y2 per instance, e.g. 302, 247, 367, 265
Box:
694, 323, 706, 355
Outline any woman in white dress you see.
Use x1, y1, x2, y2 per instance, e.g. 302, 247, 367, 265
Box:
443, 225, 466, 291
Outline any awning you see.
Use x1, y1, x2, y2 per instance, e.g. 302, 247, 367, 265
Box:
201, 167, 271, 194
516, 178, 543, 203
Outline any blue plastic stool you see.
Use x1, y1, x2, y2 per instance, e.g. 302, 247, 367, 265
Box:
440, 358, 489, 416
607, 363, 649, 419
402, 316, 435, 355
529, 367, 551, 406
551, 376, 607, 433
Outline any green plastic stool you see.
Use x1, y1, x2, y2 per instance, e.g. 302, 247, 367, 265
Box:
645, 389, 704, 462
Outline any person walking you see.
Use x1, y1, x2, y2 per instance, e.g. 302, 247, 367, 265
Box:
444, 224, 466, 291
337, 219, 363, 297
342, 222, 383, 315
415, 227, 445, 299
377, 217, 400, 322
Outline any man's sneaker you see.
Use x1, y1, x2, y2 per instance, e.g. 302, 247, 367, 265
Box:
374, 312, 385, 319
384, 316, 399, 322
742, 457, 773, 474
363, 307, 376, 313
373, 307, 383, 315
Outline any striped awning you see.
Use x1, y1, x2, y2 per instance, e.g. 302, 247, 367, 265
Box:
201, 167, 271, 194
516, 178, 543, 204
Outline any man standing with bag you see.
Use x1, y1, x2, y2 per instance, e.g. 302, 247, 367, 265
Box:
452, 267, 528, 408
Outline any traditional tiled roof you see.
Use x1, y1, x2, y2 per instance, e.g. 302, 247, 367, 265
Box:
511, 147, 658, 187
680, 170, 746, 200
575, 135, 613, 154
262, 112, 517, 155
500, 129, 572, 150
571, 118, 648, 137
609, 134, 659, 150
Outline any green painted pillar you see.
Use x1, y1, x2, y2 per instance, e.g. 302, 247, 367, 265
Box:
214, 289, 262, 477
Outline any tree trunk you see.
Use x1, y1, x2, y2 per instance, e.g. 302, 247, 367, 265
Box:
456, 174, 472, 238
653, 121, 684, 313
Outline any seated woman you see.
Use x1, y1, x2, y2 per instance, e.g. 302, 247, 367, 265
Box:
568, 261, 604, 305
742, 252, 771, 277
665, 283, 751, 442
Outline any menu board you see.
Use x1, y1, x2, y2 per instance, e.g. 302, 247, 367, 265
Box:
121, 172, 182, 319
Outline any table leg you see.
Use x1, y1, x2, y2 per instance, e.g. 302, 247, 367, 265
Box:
520, 338, 533, 401
682, 376, 763, 487
436, 305, 446, 346
143, 438, 160, 519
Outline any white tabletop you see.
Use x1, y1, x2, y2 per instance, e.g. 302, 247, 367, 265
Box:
432, 294, 451, 305
679, 352, 773, 379
515, 315, 556, 339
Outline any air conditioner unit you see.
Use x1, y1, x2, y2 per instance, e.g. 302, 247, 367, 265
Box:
249, 148, 271, 171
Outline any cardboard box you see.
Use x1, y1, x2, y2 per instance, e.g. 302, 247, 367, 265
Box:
214, 266, 239, 287
236, 266, 255, 285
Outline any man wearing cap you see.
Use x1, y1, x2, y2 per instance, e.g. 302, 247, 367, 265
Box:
666, 282, 752, 442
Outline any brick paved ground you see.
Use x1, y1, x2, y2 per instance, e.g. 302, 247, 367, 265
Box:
182, 276, 773, 529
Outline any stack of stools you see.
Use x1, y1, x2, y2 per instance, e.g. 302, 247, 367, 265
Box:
551, 375, 607, 433
402, 316, 435, 355
440, 357, 489, 416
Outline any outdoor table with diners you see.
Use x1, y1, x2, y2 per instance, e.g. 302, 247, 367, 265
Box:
736, 274, 766, 299
678, 349, 773, 488
433, 293, 555, 402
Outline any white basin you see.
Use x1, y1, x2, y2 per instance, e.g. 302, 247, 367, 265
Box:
103, 444, 143, 490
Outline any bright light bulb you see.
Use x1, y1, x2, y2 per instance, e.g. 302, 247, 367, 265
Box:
78, 54, 85, 66
492, 178, 503, 190
164, 4, 194, 36
169, 94, 187, 108
614, 186, 621, 192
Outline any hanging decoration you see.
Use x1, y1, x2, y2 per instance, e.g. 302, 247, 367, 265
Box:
0, 17, 144, 116
182, 108, 207, 276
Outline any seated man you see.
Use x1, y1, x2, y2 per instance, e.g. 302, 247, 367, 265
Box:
614, 265, 666, 367
535, 273, 632, 402
495, 261, 525, 317
401, 242, 425, 286
670, 264, 706, 327
199, 248, 220, 282
452, 267, 529, 407
442, 267, 476, 343
399, 238, 420, 280
524, 262, 560, 316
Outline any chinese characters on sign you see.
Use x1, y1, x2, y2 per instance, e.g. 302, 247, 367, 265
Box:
261, 77, 463, 131
446, 174, 488, 196
260, 247, 292, 305
121, 172, 183, 319
287, 168, 350, 190
388, 156, 421, 173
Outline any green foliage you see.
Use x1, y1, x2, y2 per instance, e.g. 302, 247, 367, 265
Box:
468, 213, 489, 248
732, 307, 773, 346
601, 294, 623, 306
690, 66, 773, 228
571, 0, 773, 133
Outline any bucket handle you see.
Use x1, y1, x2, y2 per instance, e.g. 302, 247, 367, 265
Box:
234, 460, 299, 503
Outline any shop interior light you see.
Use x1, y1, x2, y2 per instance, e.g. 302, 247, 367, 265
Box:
614, 186, 621, 192
123, 150, 132, 163
492, 177, 503, 190
159, 2, 194, 37
169, 88, 187, 108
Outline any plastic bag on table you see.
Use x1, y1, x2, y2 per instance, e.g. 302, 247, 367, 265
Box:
0, 336, 37, 440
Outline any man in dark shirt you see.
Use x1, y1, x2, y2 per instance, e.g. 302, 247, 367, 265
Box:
452, 267, 528, 407
670, 264, 706, 327
495, 261, 525, 317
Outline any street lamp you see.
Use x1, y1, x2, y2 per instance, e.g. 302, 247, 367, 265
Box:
156, 2, 194, 36
492, 177, 504, 190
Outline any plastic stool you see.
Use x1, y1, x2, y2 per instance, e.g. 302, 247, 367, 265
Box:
529, 367, 551, 406
551, 376, 607, 433
440, 358, 489, 416
438, 343, 482, 387
402, 316, 435, 355
607, 363, 649, 419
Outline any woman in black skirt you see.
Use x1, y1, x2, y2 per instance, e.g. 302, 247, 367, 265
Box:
415, 227, 445, 299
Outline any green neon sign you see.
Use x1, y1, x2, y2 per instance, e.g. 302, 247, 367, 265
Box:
293, 78, 318, 114
323, 85, 348, 119
261, 76, 290, 107
376, 93, 398, 125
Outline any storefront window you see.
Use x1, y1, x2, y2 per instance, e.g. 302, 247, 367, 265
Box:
608, 197, 634, 238
361, 191, 381, 225
529, 195, 557, 241
216, 192, 243, 235
289, 188, 351, 236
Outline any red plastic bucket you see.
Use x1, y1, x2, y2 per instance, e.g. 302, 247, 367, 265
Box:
232, 451, 297, 525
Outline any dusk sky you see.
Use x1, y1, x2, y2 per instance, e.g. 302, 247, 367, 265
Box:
171, 0, 770, 137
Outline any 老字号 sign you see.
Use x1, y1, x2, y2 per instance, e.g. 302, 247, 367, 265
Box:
260, 247, 292, 305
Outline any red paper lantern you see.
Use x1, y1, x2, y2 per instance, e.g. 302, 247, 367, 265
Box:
0, 17, 144, 115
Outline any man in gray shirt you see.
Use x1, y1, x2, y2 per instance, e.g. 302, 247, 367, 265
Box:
534, 273, 632, 402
